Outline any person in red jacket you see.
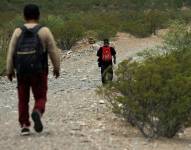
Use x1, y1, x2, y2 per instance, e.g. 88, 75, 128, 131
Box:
97, 39, 116, 84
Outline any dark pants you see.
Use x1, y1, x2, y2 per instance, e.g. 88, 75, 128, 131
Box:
101, 64, 113, 84
17, 72, 48, 127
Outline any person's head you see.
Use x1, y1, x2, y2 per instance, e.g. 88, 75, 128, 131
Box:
103, 39, 109, 46
23, 4, 40, 22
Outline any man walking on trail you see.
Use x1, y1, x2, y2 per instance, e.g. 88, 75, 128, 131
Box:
97, 39, 116, 84
6, 4, 60, 135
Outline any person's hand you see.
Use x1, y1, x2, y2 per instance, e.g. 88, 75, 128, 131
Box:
53, 69, 60, 79
7, 73, 15, 82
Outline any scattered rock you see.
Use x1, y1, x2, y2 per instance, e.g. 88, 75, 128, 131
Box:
177, 132, 184, 138
80, 78, 87, 81
99, 100, 105, 104
67, 50, 73, 55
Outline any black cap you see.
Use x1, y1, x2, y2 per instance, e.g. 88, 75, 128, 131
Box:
103, 39, 109, 44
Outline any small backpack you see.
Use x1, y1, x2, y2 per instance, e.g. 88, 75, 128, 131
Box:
102, 46, 112, 62
14, 25, 48, 75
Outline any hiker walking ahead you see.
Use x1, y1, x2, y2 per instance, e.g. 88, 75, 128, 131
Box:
97, 39, 116, 84
6, 4, 60, 135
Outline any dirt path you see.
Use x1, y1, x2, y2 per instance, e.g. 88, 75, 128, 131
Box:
0, 33, 191, 150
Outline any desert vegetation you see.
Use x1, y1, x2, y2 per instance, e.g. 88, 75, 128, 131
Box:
99, 21, 191, 138
0, 0, 191, 74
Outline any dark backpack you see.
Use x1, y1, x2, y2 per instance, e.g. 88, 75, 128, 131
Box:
102, 46, 112, 62
14, 25, 48, 75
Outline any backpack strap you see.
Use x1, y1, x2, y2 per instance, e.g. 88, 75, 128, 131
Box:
20, 26, 28, 32
19, 25, 43, 34
32, 25, 43, 34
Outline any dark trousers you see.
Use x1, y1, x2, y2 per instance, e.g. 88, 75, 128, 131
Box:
17, 72, 48, 127
101, 64, 113, 84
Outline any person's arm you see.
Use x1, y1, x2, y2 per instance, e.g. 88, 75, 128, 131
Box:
6, 28, 21, 81
97, 47, 102, 57
43, 27, 60, 78
113, 55, 116, 64
111, 47, 116, 64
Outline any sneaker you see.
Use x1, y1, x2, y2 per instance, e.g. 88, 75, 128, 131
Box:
20, 127, 30, 136
31, 111, 43, 133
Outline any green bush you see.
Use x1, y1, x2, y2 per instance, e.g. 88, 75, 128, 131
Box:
0, 52, 6, 75
41, 15, 65, 39
42, 15, 85, 50
80, 12, 119, 40
120, 10, 170, 37
98, 22, 191, 138
60, 20, 85, 50
121, 20, 151, 38
0, 31, 9, 75
180, 9, 191, 23
96, 24, 117, 40
0, 16, 23, 75
85, 30, 98, 39
164, 21, 191, 51
144, 10, 169, 35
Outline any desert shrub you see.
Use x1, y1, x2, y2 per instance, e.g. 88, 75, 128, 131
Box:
3, 16, 23, 35
80, 12, 119, 40
121, 19, 151, 37
59, 20, 85, 50
164, 21, 191, 51
0, 30, 11, 75
120, 11, 152, 37
96, 24, 117, 40
0, 16, 23, 75
85, 30, 98, 39
144, 10, 169, 35
41, 15, 65, 39
98, 22, 191, 138
120, 10, 170, 37
180, 9, 191, 24
41, 15, 66, 49
85, 30, 98, 43
42, 15, 85, 50
184, 0, 191, 6
0, 1, 190, 45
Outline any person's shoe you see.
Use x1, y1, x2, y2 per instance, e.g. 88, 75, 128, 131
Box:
20, 127, 30, 136
31, 111, 43, 133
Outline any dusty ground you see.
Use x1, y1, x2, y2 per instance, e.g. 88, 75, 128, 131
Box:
0, 33, 191, 150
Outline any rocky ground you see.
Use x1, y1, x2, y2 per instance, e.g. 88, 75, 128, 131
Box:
1, 33, 191, 150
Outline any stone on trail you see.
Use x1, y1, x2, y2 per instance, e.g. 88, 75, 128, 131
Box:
80, 78, 87, 81
99, 100, 105, 104
66, 55, 71, 59
67, 50, 72, 55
